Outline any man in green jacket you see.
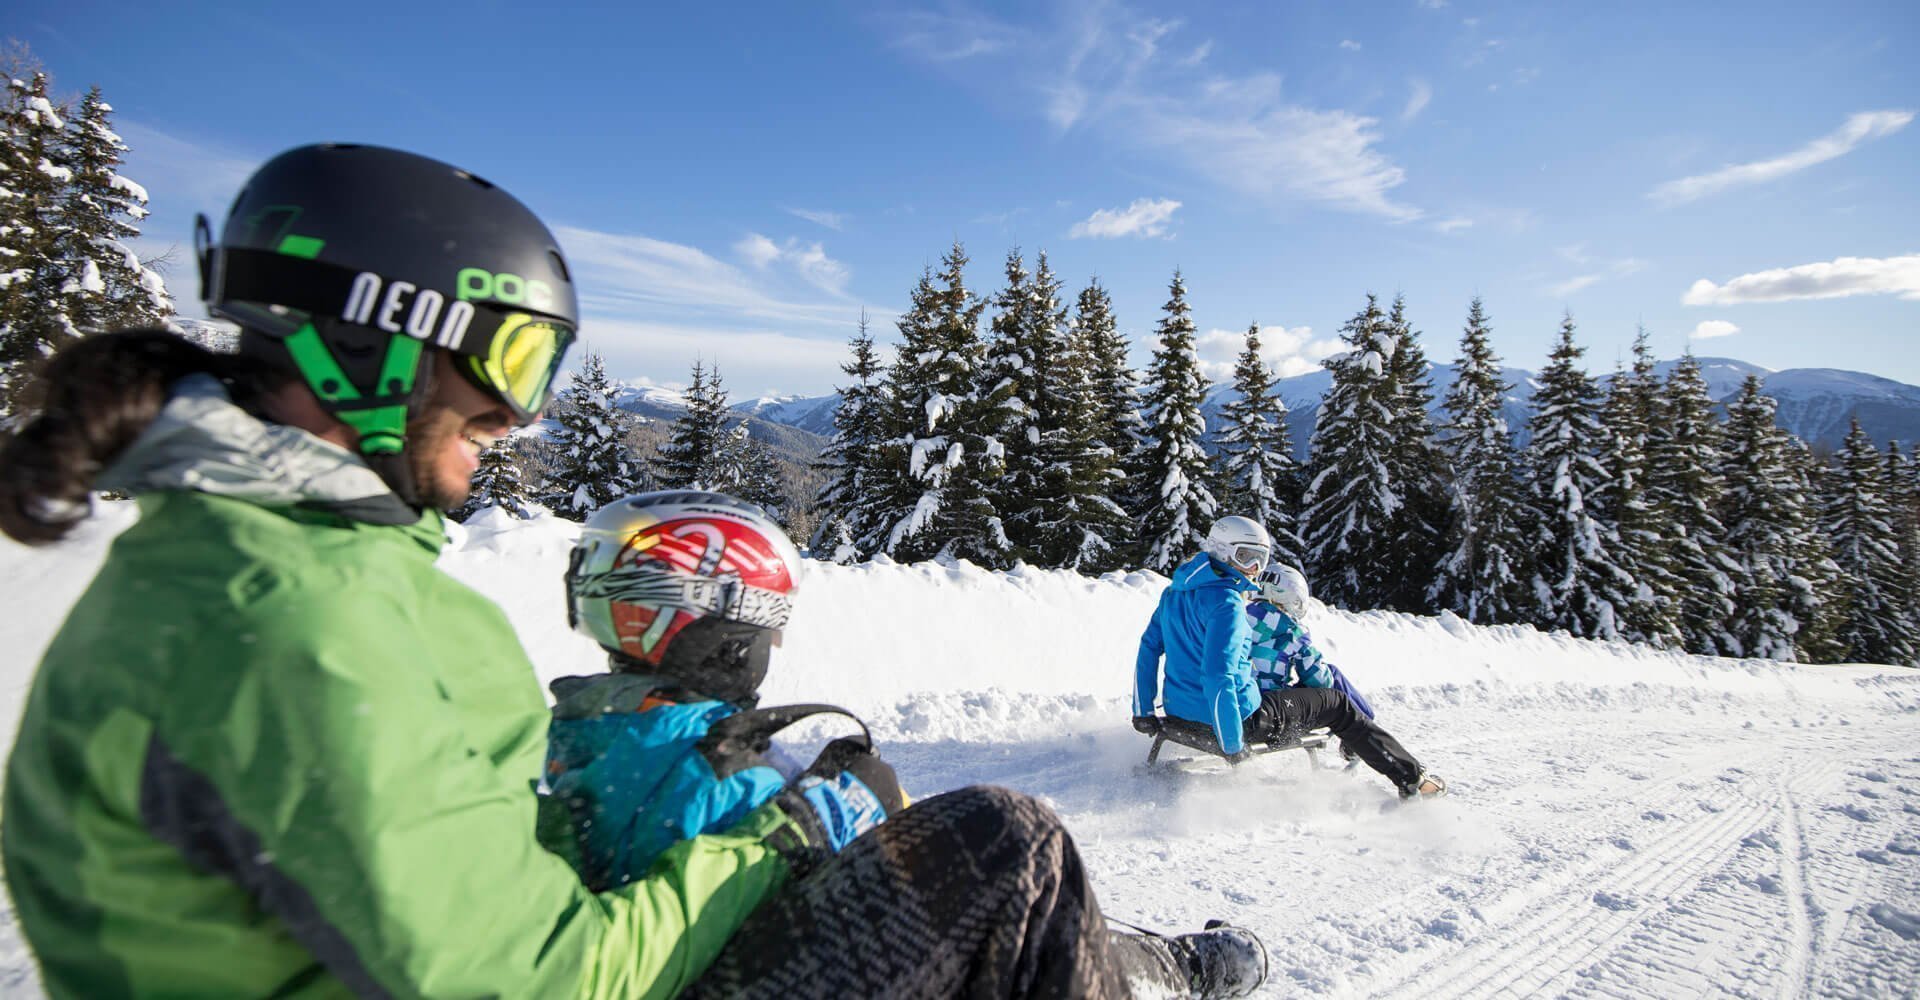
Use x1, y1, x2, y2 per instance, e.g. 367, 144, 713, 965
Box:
0, 144, 1267, 999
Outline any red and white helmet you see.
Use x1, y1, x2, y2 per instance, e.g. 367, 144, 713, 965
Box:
567, 491, 801, 702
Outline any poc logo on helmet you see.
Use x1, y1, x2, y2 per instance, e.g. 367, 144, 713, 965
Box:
457, 267, 555, 311
343, 273, 475, 350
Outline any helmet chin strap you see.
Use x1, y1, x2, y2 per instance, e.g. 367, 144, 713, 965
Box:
276, 319, 437, 509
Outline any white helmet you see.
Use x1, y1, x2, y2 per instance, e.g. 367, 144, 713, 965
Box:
1202, 515, 1273, 581
1258, 563, 1310, 618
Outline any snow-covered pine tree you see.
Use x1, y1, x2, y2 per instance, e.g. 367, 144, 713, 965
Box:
810, 311, 891, 563
55, 87, 170, 336
1820, 419, 1919, 665
1594, 330, 1682, 647
980, 248, 1045, 559
1134, 271, 1217, 573
1521, 312, 1637, 639
711, 423, 788, 526
1883, 442, 1920, 651
1213, 322, 1302, 566
1428, 297, 1529, 623
0, 73, 74, 424
1646, 353, 1739, 655
1300, 294, 1402, 609
653, 359, 730, 489
1075, 279, 1146, 570
1717, 375, 1816, 660
540, 350, 646, 520
871, 242, 1008, 566
1790, 442, 1849, 664
1017, 252, 1129, 571
454, 437, 537, 521
1379, 294, 1445, 611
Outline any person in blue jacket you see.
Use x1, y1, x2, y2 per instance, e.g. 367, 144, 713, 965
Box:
542, 490, 900, 891
1133, 516, 1446, 798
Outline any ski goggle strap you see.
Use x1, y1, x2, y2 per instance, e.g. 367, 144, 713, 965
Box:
211, 247, 575, 423
572, 561, 795, 631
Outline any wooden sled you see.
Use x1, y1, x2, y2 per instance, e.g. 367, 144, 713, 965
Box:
1143, 716, 1337, 770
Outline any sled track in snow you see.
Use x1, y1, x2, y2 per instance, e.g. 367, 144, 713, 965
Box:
1373, 757, 1786, 999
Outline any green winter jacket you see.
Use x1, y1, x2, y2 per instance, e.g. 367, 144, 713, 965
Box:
2, 376, 806, 998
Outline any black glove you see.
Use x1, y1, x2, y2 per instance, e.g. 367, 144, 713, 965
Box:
804, 736, 907, 815
1132, 715, 1163, 736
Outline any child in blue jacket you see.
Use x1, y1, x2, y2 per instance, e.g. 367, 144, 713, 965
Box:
1134, 517, 1446, 798
1246, 562, 1376, 721
542, 492, 901, 891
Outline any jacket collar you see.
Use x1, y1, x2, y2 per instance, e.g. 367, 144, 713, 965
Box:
96, 374, 421, 527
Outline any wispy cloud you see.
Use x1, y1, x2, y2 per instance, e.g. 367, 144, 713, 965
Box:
1195, 325, 1343, 381
1682, 254, 1920, 305
1175, 41, 1212, 67
554, 224, 885, 393
732, 233, 851, 295
1418, 0, 1449, 8
1649, 110, 1914, 206
1433, 216, 1472, 233
1339, 39, 1362, 52
1068, 197, 1182, 239
1690, 320, 1741, 340
1402, 79, 1432, 123
1549, 256, 1646, 297
786, 207, 844, 231
887, 8, 1019, 62
894, 3, 1421, 222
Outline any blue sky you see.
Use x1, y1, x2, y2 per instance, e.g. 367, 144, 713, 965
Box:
16, 1, 1918, 398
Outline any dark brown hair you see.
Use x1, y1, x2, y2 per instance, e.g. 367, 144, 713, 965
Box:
0, 330, 283, 545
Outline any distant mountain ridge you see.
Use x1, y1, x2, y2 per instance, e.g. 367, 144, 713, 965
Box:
626, 356, 1920, 461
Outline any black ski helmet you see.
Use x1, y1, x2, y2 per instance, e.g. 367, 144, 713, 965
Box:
197, 143, 578, 504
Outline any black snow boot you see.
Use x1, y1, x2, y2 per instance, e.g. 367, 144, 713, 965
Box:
1110, 920, 1268, 999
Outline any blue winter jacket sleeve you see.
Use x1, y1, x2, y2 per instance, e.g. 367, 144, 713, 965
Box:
1203, 592, 1253, 756
1134, 592, 1168, 717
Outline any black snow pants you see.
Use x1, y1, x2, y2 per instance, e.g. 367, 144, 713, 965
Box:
684, 784, 1190, 1000
1246, 686, 1425, 792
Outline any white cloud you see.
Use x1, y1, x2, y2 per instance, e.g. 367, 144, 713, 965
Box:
1433, 216, 1473, 233
786, 207, 844, 230
1689, 320, 1741, 340
1682, 254, 1920, 305
557, 225, 858, 329
1068, 197, 1182, 239
899, 5, 1420, 222
1194, 324, 1342, 382
886, 9, 1019, 62
1649, 110, 1914, 206
731, 233, 850, 294
1176, 41, 1212, 67
1339, 39, 1362, 52
1418, 0, 1449, 8
551, 224, 893, 393
735, 233, 783, 269
1549, 257, 1646, 297
1402, 79, 1432, 123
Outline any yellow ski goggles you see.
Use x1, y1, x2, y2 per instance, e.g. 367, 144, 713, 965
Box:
459, 312, 575, 423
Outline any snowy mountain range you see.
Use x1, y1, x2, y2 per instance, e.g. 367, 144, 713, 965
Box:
703, 357, 1920, 461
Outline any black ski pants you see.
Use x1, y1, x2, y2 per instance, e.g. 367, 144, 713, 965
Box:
684, 784, 1185, 999
1246, 686, 1424, 791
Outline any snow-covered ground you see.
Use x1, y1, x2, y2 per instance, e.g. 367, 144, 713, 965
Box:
4, 504, 1919, 998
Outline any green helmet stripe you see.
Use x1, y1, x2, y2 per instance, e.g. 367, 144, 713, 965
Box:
275, 234, 325, 259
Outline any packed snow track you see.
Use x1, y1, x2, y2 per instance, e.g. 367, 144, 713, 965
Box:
1, 508, 1915, 998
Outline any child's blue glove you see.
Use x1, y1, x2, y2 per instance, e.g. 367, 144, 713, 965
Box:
783, 737, 904, 853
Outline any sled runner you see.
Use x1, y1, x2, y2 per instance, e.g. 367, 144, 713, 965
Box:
1142, 716, 1336, 769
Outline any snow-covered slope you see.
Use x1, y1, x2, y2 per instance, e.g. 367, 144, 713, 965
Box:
3, 507, 1918, 997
